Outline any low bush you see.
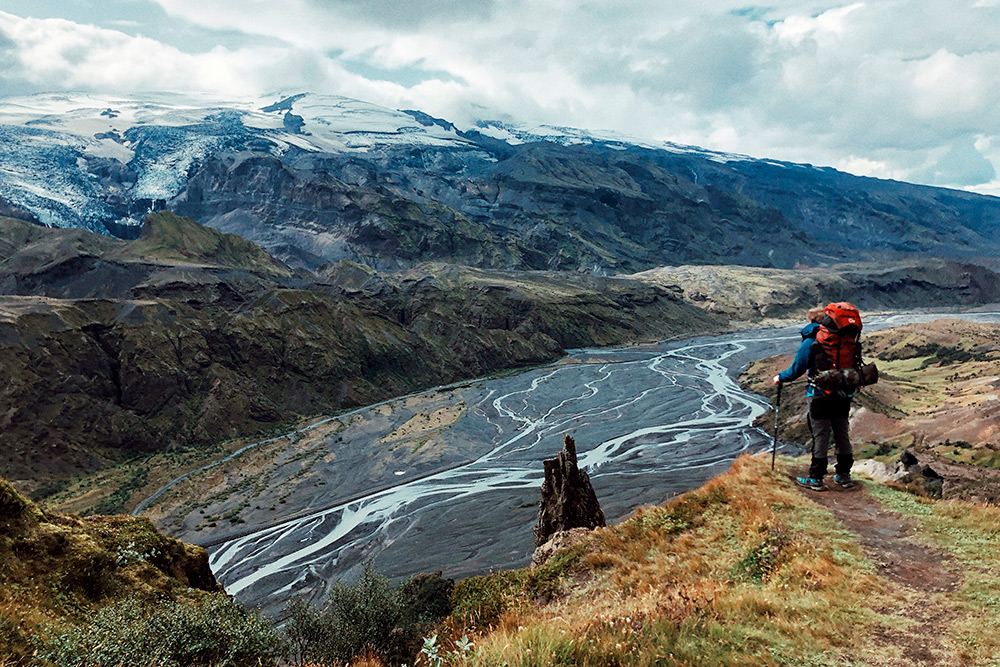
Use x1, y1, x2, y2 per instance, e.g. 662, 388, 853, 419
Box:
284, 563, 453, 667
450, 544, 585, 630
732, 530, 791, 583
39, 594, 282, 667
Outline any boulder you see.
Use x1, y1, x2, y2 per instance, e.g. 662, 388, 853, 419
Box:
531, 527, 591, 569
533, 435, 606, 548
852, 459, 905, 483
857, 449, 944, 499
896, 450, 943, 496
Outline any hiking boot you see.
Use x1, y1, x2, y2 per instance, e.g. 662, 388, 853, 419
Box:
795, 476, 825, 492
833, 474, 855, 489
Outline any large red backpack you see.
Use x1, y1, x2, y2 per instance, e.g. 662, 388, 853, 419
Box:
814, 302, 862, 371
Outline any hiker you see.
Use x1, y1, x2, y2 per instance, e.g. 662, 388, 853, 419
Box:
773, 303, 862, 491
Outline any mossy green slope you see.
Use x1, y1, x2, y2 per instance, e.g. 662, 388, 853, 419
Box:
118, 211, 293, 276
0, 479, 221, 664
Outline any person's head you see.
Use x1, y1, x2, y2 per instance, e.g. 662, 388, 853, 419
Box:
807, 306, 825, 323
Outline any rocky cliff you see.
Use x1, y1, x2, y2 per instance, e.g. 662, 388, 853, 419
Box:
179, 138, 1000, 272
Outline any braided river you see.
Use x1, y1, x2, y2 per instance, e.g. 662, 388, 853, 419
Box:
161, 312, 1000, 614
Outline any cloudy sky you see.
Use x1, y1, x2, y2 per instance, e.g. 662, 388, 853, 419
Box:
1, 0, 999, 194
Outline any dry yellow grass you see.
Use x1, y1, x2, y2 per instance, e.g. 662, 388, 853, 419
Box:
446, 455, 893, 666
436, 452, 1000, 666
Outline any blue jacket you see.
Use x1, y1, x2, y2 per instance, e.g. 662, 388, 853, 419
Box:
778, 323, 820, 395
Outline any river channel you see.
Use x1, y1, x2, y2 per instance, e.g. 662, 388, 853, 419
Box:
197, 312, 1000, 615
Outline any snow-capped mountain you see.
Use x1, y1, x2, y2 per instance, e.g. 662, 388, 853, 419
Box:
0, 92, 474, 230
1, 91, 999, 272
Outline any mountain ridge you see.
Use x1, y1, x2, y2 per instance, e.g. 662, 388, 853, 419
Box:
2, 92, 999, 273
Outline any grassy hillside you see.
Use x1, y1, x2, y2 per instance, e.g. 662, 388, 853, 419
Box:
6, 454, 1000, 665
436, 455, 1000, 666
0, 478, 236, 664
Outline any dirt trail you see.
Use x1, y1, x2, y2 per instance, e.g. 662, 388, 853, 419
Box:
797, 481, 967, 666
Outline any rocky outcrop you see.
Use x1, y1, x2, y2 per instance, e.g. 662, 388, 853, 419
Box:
534, 435, 606, 548
531, 527, 592, 568
894, 450, 944, 499
853, 452, 959, 501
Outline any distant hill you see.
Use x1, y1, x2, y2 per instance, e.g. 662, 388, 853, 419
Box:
633, 260, 1000, 320
0, 215, 720, 500
116, 211, 293, 277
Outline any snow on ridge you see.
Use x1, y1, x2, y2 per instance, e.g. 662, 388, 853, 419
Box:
0, 91, 788, 165
0, 91, 486, 232
0, 90, 827, 234
250, 93, 473, 151
0, 92, 474, 155
470, 119, 812, 169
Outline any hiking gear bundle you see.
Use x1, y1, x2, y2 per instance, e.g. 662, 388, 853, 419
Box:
810, 302, 878, 393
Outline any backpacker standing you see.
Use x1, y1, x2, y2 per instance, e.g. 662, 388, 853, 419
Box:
773, 303, 864, 491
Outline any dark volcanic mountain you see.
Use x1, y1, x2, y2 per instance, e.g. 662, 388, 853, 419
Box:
1, 93, 998, 272
0, 213, 718, 493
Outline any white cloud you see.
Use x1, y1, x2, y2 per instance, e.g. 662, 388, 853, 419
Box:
773, 2, 864, 45
2, 1, 1000, 191
836, 156, 907, 181
911, 49, 988, 117
0, 11, 271, 95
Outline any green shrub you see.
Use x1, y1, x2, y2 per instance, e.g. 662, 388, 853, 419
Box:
450, 545, 586, 630
58, 550, 116, 602
283, 562, 451, 666
398, 571, 454, 627
450, 570, 528, 629
733, 531, 791, 584
39, 594, 282, 667
283, 596, 329, 666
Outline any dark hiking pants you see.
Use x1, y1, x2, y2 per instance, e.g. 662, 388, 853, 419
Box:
808, 396, 853, 479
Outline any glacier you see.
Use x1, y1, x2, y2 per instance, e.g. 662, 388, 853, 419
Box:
0, 91, 760, 236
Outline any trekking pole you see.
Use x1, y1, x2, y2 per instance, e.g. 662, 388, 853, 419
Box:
771, 383, 782, 471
